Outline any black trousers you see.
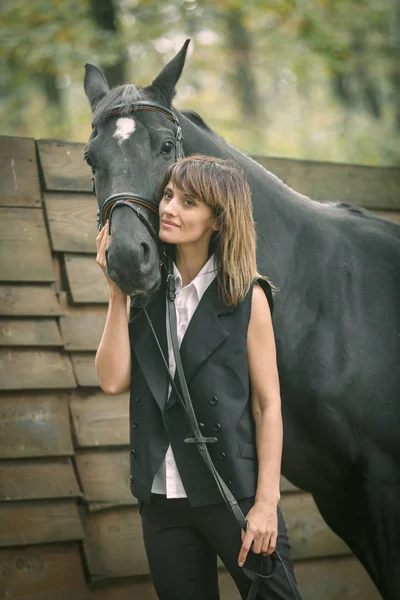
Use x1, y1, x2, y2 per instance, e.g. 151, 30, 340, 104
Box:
139, 493, 297, 600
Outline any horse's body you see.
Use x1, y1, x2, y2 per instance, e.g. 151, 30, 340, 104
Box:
84, 41, 400, 599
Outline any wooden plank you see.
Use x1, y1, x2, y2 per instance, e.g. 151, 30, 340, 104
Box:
71, 352, 99, 387
69, 390, 129, 448
59, 304, 107, 351
37, 139, 91, 192
0, 349, 76, 390
83, 506, 147, 581
0, 500, 84, 547
0, 285, 61, 317
0, 392, 74, 459
0, 136, 42, 208
0, 318, 62, 346
0, 207, 55, 282
0, 542, 89, 600
83, 492, 350, 581
75, 449, 136, 508
280, 493, 350, 560
371, 209, 400, 225
253, 156, 400, 210
64, 254, 109, 304
91, 577, 157, 600
280, 475, 300, 493
0, 458, 80, 501
88, 558, 379, 600
44, 192, 98, 253
294, 555, 380, 600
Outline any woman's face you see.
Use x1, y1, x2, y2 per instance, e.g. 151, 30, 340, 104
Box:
158, 181, 219, 247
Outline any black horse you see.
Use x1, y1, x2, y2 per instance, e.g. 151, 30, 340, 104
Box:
84, 40, 400, 599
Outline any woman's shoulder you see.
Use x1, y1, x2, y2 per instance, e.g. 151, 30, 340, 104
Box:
251, 276, 274, 316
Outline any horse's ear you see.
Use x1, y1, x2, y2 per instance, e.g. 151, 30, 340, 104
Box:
148, 39, 190, 105
84, 64, 110, 112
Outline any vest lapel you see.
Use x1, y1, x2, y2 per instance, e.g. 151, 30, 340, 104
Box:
165, 277, 234, 412
129, 279, 169, 413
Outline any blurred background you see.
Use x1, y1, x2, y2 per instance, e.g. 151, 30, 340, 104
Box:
1, 0, 399, 165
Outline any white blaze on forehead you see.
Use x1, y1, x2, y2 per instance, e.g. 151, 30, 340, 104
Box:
113, 118, 136, 144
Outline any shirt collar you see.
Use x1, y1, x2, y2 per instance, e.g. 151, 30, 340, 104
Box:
173, 254, 217, 301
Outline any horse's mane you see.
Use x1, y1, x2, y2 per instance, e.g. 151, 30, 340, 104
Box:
181, 109, 215, 133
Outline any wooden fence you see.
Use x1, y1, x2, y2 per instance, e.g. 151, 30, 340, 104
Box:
1, 134, 398, 600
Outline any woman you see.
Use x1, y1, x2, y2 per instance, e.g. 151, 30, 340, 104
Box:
95, 155, 297, 599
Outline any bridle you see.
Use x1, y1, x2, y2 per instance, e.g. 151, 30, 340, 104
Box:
92, 101, 184, 243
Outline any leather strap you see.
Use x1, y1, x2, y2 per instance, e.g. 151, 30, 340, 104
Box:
143, 255, 304, 600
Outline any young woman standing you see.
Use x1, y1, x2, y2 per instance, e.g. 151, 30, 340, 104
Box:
95, 155, 298, 599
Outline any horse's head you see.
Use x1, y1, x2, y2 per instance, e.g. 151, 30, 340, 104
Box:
83, 40, 190, 298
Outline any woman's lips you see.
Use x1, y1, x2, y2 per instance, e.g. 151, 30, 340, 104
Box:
161, 220, 180, 228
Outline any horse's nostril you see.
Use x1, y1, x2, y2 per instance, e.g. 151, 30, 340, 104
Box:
141, 243, 150, 264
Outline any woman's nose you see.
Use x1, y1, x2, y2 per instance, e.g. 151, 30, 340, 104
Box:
164, 201, 178, 216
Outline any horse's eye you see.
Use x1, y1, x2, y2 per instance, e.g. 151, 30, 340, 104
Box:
161, 141, 174, 154
84, 154, 95, 169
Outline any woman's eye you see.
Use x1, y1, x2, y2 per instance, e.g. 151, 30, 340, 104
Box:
185, 199, 195, 207
161, 141, 174, 154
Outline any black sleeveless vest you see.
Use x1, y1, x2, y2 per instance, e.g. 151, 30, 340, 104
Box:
128, 274, 273, 507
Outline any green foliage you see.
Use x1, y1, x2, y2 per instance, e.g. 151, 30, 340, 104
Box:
1, 0, 398, 165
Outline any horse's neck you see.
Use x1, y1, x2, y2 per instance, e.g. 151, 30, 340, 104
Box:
178, 110, 322, 285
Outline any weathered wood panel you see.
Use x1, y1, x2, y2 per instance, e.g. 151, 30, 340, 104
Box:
75, 449, 135, 508
59, 304, 107, 351
0, 136, 42, 208
295, 555, 380, 600
88, 557, 379, 600
0, 392, 74, 459
44, 192, 97, 253
253, 156, 400, 210
0, 458, 80, 501
281, 493, 350, 560
0, 285, 61, 317
69, 390, 129, 447
64, 254, 109, 304
35, 139, 400, 212
0, 349, 76, 390
0, 318, 62, 347
82, 507, 147, 581
71, 352, 99, 387
82, 492, 349, 582
0, 543, 89, 600
0, 207, 55, 282
0, 500, 84, 547
372, 210, 400, 225
37, 139, 91, 192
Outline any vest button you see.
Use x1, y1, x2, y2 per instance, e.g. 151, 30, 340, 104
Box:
134, 396, 140, 403
131, 448, 137, 458
219, 452, 226, 460
209, 396, 218, 405
199, 422, 205, 429
213, 423, 221, 432
132, 420, 139, 429
129, 475, 133, 483
227, 480, 232, 486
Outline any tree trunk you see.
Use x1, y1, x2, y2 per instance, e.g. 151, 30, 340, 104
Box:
89, 0, 126, 87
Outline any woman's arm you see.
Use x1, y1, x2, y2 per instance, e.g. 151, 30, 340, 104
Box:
248, 283, 282, 505
94, 222, 132, 395
238, 283, 282, 566
95, 288, 131, 394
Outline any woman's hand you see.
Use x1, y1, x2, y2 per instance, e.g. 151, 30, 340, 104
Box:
96, 221, 119, 292
238, 500, 278, 567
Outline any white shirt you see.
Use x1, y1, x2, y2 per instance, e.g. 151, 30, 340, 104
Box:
151, 253, 217, 497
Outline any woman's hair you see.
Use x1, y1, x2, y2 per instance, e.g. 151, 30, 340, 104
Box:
158, 154, 275, 308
